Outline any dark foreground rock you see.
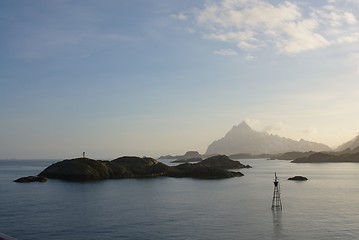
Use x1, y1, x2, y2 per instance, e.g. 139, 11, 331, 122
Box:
38, 156, 246, 181
198, 155, 251, 169
288, 176, 308, 181
14, 176, 47, 183
39, 157, 171, 181
167, 163, 243, 179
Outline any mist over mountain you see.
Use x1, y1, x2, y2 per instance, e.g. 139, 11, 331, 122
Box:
336, 135, 359, 151
205, 121, 331, 155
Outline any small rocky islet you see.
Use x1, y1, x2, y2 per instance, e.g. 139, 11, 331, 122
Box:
15, 155, 250, 182
14, 176, 47, 183
288, 176, 308, 181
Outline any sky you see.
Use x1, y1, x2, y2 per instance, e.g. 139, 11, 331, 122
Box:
1, 0, 359, 159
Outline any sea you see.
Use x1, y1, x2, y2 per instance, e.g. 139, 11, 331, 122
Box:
1, 158, 359, 240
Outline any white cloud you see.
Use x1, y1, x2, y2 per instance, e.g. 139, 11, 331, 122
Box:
244, 118, 260, 129
345, 0, 359, 4
263, 122, 289, 134
303, 127, 318, 135
337, 33, 359, 43
275, 19, 330, 54
171, 13, 188, 20
214, 48, 238, 56
185, 27, 196, 33
245, 53, 256, 61
177, 0, 359, 55
311, 5, 358, 28
348, 53, 359, 74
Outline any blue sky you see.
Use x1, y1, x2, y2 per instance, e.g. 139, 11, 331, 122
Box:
1, 0, 359, 159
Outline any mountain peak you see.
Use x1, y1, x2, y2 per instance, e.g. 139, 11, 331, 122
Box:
223, 121, 256, 140
226, 121, 253, 137
206, 121, 331, 155
336, 134, 359, 151
238, 121, 251, 129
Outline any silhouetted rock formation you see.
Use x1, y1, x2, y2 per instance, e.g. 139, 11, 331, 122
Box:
206, 121, 331, 155
39, 157, 171, 181
288, 176, 308, 181
158, 155, 177, 160
272, 151, 316, 160
292, 152, 359, 163
198, 155, 251, 169
167, 163, 243, 179
292, 153, 339, 163
170, 159, 245, 178
229, 153, 272, 159
14, 176, 47, 183
159, 151, 203, 160
182, 151, 202, 159
171, 158, 202, 163
38, 156, 246, 181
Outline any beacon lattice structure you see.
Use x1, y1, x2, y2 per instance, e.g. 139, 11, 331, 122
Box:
271, 172, 282, 210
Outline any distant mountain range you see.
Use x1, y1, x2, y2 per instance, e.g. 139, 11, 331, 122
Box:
205, 121, 331, 155
336, 135, 359, 151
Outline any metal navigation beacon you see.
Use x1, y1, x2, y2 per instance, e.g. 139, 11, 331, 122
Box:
271, 172, 282, 210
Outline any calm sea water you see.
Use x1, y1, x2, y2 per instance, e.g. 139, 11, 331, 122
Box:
1, 159, 359, 240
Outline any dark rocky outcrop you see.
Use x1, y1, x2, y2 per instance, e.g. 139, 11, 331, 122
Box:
159, 151, 203, 161
14, 176, 47, 183
171, 158, 202, 163
229, 153, 272, 159
288, 176, 308, 181
37, 155, 246, 181
291, 151, 359, 163
198, 155, 251, 169
292, 152, 340, 163
158, 155, 177, 160
167, 163, 243, 179
39, 157, 171, 181
39, 158, 111, 181
292, 152, 339, 163
272, 151, 316, 160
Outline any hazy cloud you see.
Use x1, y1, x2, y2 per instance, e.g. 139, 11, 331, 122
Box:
214, 48, 238, 56
337, 33, 359, 43
263, 122, 289, 134
303, 127, 318, 134
245, 53, 257, 61
185, 27, 196, 33
180, 0, 359, 54
349, 53, 359, 74
244, 118, 260, 129
171, 13, 188, 20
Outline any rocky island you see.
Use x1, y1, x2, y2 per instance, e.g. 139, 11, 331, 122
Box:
33, 155, 249, 181
288, 176, 308, 181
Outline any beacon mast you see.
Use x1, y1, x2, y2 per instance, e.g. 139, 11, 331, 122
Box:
271, 172, 282, 210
